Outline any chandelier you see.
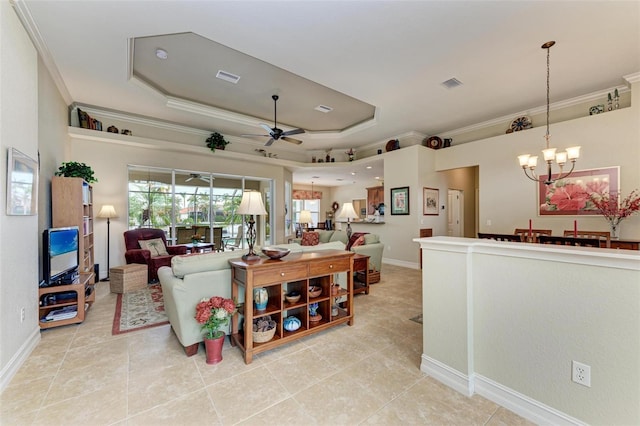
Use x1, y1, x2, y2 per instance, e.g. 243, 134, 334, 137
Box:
517, 41, 580, 185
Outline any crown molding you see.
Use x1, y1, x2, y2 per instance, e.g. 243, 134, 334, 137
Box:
623, 72, 640, 84
10, 0, 72, 104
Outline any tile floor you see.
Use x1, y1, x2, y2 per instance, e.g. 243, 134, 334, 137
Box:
1, 264, 533, 425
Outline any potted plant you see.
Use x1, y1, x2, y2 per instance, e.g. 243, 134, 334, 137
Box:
54, 161, 98, 183
194, 296, 237, 364
205, 132, 230, 151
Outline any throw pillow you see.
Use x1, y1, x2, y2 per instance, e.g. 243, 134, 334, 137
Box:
346, 232, 368, 250
329, 230, 349, 244
139, 238, 169, 257
317, 230, 333, 244
350, 236, 365, 248
301, 232, 320, 246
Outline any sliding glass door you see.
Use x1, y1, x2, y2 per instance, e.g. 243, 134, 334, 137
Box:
128, 166, 272, 250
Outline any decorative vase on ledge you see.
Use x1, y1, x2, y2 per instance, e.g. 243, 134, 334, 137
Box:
610, 223, 620, 240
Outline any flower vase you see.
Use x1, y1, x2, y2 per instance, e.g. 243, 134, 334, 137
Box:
204, 334, 225, 365
610, 223, 620, 240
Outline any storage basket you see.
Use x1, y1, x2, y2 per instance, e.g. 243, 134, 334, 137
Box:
253, 326, 276, 343
356, 268, 380, 284
110, 264, 147, 293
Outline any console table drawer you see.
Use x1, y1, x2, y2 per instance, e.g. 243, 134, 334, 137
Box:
253, 264, 308, 286
309, 258, 350, 276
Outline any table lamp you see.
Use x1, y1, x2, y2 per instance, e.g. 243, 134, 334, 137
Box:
337, 202, 358, 239
97, 204, 117, 281
299, 210, 312, 230
236, 190, 267, 261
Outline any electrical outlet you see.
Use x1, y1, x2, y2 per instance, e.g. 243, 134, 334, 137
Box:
572, 361, 591, 387
20, 307, 25, 323
486, 219, 492, 226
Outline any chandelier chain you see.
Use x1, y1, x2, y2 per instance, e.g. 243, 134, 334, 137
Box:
546, 44, 551, 146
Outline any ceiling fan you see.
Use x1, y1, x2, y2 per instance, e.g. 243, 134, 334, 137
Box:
242, 95, 305, 147
185, 173, 213, 183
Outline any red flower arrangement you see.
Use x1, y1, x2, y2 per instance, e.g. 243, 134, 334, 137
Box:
590, 189, 640, 235
195, 296, 237, 339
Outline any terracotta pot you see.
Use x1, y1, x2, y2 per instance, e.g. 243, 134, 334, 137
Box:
204, 334, 225, 365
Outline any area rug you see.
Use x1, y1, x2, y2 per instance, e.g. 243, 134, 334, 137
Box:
410, 313, 423, 324
112, 284, 169, 335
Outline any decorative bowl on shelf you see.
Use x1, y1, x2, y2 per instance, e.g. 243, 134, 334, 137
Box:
309, 314, 322, 323
261, 246, 291, 259
285, 291, 301, 304
308, 286, 322, 298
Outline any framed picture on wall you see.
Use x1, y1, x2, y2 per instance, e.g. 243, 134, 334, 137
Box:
423, 187, 439, 215
390, 186, 410, 215
6, 148, 39, 216
538, 166, 619, 216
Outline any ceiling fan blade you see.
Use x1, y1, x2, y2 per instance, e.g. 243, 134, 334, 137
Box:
241, 133, 270, 137
282, 128, 305, 137
264, 138, 275, 147
259, 123, 274, 134
282, 136, 303, 145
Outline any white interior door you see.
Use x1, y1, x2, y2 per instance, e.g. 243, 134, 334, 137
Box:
448, 189, 463, 237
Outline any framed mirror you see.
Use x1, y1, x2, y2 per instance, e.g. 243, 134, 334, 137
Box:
6, 148, 38, 215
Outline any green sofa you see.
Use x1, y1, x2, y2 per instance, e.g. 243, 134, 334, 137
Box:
291, 229, 384, 273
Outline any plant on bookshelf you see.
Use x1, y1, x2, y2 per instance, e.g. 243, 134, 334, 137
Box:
55, 161, 98, 183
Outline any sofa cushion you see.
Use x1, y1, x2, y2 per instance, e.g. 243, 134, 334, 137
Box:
364, 234, 380, 245
301, 232, 319, 246
139, 238, 169, 257
300, 240, 346, 252
317, 230, 334, 243
171, 250, 238, 278
329, 230, 349, 244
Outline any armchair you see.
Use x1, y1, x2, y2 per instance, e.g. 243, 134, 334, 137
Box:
124, 228, 187, 282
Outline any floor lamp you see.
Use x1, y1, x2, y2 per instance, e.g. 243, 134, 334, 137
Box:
337, 202, 358, 239
97, 205, 117, 281
236, 190, 267, 261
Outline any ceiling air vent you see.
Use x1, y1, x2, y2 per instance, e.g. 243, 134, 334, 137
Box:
441, 77, 463, 89
216, 70, 241, 84
314, 105, 333, 113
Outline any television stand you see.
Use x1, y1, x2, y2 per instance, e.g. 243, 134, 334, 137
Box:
38, 272, 95, 329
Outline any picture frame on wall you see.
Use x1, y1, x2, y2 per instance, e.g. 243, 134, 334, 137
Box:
390, 186, 410, 215
538, 166, 619, 216
423, 187, 439, 215
6, 147, 39, 216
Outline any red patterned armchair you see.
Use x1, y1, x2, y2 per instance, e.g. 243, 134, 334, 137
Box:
124, 228, 187, 283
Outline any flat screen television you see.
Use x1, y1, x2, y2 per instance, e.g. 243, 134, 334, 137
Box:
43, 226, 80, 286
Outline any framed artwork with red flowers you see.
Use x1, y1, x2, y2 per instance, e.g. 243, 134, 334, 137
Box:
538, 166, 619, 216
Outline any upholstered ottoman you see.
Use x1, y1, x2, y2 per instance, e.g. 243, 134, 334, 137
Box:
110, 264, 148, 293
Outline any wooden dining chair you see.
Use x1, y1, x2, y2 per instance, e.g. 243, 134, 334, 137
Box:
514, 228, 552, 243
562, 230, 611, 248
478, 232, 522, 242
538, 235, 601, 247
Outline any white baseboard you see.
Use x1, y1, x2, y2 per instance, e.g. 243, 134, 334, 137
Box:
382, 258, 419, 269
420, 354, 473, 396
474, 375, 587, 426
0, 327, 40, 392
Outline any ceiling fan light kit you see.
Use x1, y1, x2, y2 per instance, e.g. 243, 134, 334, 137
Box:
241, 95, 305, 147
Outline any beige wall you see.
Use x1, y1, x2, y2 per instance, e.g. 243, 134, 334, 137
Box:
1, 1, 41, 389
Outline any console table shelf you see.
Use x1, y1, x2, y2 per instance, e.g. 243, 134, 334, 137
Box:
229, 250, 355, 364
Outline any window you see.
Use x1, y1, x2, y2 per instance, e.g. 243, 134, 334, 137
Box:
293, 199, 319, 227
127, 166, 272, 249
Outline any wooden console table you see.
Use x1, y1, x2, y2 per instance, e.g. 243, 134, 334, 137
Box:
229, 250, 354, 364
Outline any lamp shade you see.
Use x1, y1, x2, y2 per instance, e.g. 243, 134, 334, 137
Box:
299, 210, 312, 224
97, 205, 117, 218
236, 190, 267, 215
337, 202, 358, 220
